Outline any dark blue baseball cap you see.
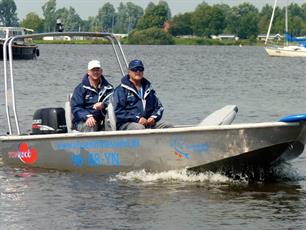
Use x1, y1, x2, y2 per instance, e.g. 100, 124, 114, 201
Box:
129, 59, 144, 70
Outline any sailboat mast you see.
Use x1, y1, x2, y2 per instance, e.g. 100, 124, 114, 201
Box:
265, 0, 278, 45
285, 0, 289, 46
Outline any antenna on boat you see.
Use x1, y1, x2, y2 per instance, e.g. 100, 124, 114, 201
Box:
285, 0, 289, 46
265, 0, 278, 45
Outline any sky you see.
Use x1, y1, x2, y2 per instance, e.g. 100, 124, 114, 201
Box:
14, 0, 306, 20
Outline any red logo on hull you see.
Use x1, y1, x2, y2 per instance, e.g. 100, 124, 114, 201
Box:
18, 143, 37, 164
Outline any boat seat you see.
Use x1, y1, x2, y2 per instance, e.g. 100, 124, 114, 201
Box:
198, 105, 238, 126
105, 101, 117, 131
64, 93, 74, 132
65, 93, 117, 132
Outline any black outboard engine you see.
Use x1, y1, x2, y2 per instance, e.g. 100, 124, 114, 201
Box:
32, 107, 67, 134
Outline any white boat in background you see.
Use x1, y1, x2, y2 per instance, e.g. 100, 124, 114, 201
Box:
1, 32, 306, 180
264, 0, 306, 57
265, 44, 306, 57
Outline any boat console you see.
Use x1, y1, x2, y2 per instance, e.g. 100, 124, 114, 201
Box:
198, 105, 238, 126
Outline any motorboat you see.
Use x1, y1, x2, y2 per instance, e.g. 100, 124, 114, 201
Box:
0, 27, 39, 60
1, 32, 306, 178
264, 0, 306, 57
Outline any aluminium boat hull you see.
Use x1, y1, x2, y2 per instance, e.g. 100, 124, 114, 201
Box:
1, 122, 305, 174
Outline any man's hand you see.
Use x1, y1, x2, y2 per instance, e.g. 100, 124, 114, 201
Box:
86, 116, 97, 127
147, 117, 156, 127
138, 117, 148, 126
93, 102, 104, 110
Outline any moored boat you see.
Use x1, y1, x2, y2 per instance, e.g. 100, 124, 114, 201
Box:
0, 27, 39, 60
264, 0, 306, 57
265, 45, 306, 57
1, 32, 306, 177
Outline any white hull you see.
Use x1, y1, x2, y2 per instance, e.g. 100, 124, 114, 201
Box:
265, 46, 306, 57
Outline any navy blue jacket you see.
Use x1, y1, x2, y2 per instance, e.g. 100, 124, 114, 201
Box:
71, 74, 113, 126
112, 75, 164, 129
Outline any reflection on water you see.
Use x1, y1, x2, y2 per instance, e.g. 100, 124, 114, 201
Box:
1, 45, 306, 229
0, 164, 306, 229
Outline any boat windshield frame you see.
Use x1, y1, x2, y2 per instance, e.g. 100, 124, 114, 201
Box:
2, 32, 129, 135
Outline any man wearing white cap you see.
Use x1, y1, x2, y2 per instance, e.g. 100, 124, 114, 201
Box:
71, 60, 113, 132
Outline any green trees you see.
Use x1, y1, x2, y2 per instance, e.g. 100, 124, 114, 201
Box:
128, 27, 174, 45
3, 0, 306, 42
137, 2, 171, 30
0, 0, 18, 26
42, 0, 56, 32
132, 1, 173, 44
20, 13, 43, 32
56, 7, 83, 31
168, 13, 193, 36
97, 3, 116, 32
191, 3, 225, 37
115, 2, 143, 33
229, 3, 259, 39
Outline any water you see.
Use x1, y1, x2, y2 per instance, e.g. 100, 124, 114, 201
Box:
1, 45, 306, 229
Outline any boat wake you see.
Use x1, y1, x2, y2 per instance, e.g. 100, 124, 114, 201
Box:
112, 163, 303, 184
112, 168, 241, 184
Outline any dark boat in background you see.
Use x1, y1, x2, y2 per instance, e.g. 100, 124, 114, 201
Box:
0, 27, 39, 60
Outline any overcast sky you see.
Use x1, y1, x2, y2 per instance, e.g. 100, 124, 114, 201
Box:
14, 0, 305, 20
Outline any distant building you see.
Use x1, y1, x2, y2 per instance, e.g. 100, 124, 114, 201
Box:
211, 34, 239, 40
43, 36, 71, 41
42, 34, 127, 41
257, 33, 283, 41
113, 34, 128, 39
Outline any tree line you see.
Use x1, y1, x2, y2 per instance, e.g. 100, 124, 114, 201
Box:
1, 0, 306, 40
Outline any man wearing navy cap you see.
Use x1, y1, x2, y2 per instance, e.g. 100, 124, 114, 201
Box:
111, 59, 173, 130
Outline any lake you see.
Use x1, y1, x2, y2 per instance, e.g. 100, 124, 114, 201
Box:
1, 44, 306, 229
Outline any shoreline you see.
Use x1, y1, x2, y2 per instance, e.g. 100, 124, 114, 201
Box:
33, 38, 267, 46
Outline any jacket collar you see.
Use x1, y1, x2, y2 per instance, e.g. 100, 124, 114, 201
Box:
82, 74, 112, 88
121, 74, 151, 90
121, 75, 152, 98
82, 74, 112, 94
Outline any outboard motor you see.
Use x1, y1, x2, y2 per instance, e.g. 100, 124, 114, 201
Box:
32, 107, 67, 134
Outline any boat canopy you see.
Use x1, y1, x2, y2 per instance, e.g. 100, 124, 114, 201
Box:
0, 27, 35, 40
285, 32, 306, 43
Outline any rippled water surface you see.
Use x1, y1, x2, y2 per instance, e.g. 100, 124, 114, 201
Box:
1, 45, 306, 229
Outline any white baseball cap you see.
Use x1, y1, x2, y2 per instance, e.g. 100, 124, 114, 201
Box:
88, 60, 101, 70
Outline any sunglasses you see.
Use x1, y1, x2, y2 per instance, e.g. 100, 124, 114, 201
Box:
130, 67, 144, 72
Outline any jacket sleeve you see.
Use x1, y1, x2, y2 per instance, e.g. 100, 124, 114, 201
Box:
112, 87, 140, 126
150, 91, 164, 122
71, 85, 91, 122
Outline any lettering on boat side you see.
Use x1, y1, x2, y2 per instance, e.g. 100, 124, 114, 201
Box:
72, 152, 120, 168
55, 139, 140, 150
171, 138, 208, 159
8, 142, 37, 164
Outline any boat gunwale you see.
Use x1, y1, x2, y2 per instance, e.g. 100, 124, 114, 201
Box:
0, 121, 301, 142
